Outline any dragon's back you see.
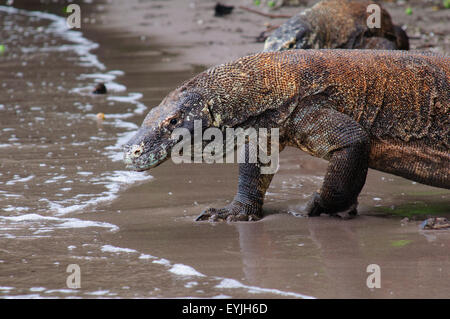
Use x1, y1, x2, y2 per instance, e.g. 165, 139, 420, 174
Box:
204, 49, 449, 187
307, 50, 448, 150
277, 49, 449, 187
247, 49, 449, 150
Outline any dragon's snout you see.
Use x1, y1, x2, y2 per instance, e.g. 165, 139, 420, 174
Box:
123, 142, 146, 170
123, 137, 170, 172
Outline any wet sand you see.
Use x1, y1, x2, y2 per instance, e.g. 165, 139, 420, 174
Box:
0, 0, 449, 298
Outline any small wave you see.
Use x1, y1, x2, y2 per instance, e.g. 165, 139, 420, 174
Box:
214, 278, 315, 299
169, 264, 206, 277
0, 213, 119, 233
102, 244, 314, 299
101, 245, 138, 254
0, 5, 105, 70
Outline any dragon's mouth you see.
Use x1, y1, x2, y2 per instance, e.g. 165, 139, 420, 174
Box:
124, 160, 164, 172
123, 145, 169, 172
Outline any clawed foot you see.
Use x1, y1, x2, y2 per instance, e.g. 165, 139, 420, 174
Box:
195, 200, 262, 222
305, 192, 358, 219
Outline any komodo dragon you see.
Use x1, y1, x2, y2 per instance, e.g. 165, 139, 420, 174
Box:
264, 0, 409, 52
124, 50, 449, 221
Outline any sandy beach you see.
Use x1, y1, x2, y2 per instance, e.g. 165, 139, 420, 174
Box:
0, 0, 449, 298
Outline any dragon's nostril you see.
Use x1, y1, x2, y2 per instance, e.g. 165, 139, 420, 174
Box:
129, 144, 144, 158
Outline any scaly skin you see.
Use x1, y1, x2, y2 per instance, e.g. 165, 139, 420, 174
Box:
264, 0, 409, 52
421, 217, 450, 230
124, 50, 449, 221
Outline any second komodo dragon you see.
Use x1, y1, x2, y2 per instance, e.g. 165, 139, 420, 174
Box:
264, 0, 409, 52
124, 50, 449, 221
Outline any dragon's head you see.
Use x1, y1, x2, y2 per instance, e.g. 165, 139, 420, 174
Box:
123, 87, 211, 171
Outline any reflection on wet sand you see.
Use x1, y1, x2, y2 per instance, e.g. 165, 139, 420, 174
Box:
233, 214, 450, 298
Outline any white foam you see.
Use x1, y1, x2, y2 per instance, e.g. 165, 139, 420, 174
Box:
211, 294, 232, 299
2, 205, 28, 211
109, 70, 125, 76
85, 290, 110, 296
0, 214, 118, 232
138, 253, 156, 260
44, 175, 67, 184
107, 92, 147, 115
214, 278, 315, 299
1, 213, 55, 222
74, 71, 127, 93
104, 82, 127, 92
2, 294, 47, 299
169, 264, 206, 277
58, 220, 118, 230
152, 258, 171, 266
5, 175, 35, 185
45, 289, 78, 294
33, 229, 52, 235
101, 245, 138, 254
109, 119, 139, 130
93, 243, 316, 299
184, 281, 198, 288
77, 171, 93, 176
38, 170, 152, 216
0, 6, 105, 70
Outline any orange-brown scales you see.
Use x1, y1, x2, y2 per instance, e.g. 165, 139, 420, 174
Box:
125, 50, 449, 221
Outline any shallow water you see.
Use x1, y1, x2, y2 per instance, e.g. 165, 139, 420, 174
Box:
0, 6, 153, 233
0, 2, 449, 299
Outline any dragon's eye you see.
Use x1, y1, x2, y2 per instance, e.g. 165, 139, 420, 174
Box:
170, 118, 178, 125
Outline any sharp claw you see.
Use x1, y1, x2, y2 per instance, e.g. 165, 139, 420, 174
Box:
195, 210, 211, 221
305, 192, 324, 217
305, 192, 359, 218
194, 203, 261, 223
306, 203, 324, 217
248, 214, 260, 221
